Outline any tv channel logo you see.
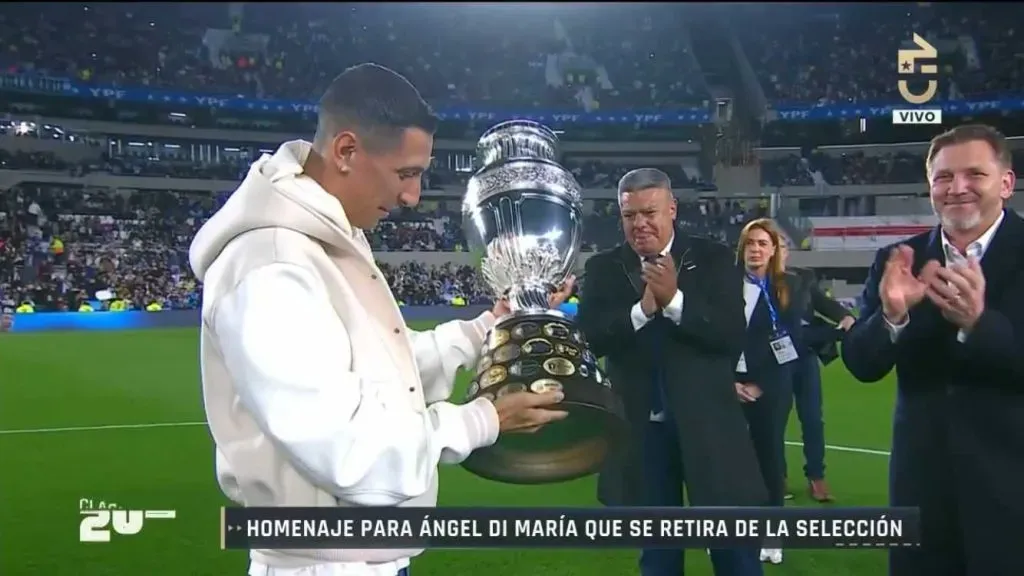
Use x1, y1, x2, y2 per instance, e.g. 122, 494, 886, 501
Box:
892, 33, 942, 125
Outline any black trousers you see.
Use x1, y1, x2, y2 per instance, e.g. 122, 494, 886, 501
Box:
638, 417, 764, 576
739, 365, 794, 508
783, 351, 827, 480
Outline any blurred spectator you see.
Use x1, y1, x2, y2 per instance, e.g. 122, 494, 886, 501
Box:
380, 261, 489, 306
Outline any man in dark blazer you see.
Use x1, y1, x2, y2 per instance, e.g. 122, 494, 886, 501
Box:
578, 168, 767, 576
841, 124, 1024, 576
781, 251, 855, 502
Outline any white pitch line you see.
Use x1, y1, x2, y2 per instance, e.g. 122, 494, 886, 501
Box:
786, 440, 890, 457
0, 421, 206, 435
0, 420, 894, 456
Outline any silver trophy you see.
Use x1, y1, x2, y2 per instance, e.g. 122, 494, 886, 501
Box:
460, 120, 626, 485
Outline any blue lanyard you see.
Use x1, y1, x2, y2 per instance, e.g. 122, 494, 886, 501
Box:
747, 273, 781, 332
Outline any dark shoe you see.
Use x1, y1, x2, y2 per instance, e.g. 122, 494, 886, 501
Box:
809, 478, 835, 502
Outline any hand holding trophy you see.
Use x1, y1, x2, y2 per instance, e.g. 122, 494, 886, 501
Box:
461, 121, 626, 485
491, 275, 576, 318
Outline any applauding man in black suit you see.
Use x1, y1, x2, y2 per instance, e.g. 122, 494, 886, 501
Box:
842, 124, 1024, 576
577, 168, 767, 576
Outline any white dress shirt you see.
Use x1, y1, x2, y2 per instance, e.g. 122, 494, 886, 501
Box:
735, 276, 765, 374
885, 210, 1004, 344
627, 236, 684, 421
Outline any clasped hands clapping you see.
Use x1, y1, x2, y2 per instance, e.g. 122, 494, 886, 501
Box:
879, 244, 986, 332
487, 275, 577, 435
639, 255, 680, 315
737, 246, 987, 405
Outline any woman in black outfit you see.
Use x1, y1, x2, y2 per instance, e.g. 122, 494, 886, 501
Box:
733, 218, 802, 566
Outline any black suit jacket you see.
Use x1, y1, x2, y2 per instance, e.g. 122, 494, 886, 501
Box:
789, 267, 850, 326
788, 267, 851, 363
841, 209, 1024, 574
736, 272, 804, 386
577, 233, 768, 507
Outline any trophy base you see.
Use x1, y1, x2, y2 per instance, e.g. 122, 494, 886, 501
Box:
461, 310, 627, 484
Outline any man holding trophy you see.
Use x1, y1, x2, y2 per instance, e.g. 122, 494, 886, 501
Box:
190, 63, 572, 576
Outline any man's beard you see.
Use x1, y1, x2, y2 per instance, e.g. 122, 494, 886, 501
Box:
938, 207, 982, 232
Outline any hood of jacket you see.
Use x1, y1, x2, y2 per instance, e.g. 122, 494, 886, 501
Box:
188, 140, 361, 282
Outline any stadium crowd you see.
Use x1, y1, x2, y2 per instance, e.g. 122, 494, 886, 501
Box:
1, 3, 1015, 112
1, 2, 1021, 314
0, 3, 710, 111
0, 180, 765, 312
0, 118, 711, 191
9, 117, 1021, 193
742, 3, 1022, 104
761, 148, 1024, 188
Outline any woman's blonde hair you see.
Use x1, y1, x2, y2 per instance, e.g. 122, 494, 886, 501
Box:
736, 218, 790, 310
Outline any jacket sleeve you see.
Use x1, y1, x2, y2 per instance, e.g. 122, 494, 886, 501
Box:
410, 311, 495, 405
841, 248, 899, 382
959, 287, 1024, 385
211, 263, 500, 506
808, 271, 853, 323
667, 243, 746, 358
576, 254, 639, 359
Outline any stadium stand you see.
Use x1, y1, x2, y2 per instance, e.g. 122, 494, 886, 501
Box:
1, 2, 1023, 315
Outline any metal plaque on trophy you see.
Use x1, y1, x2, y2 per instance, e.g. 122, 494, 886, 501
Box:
460, 120, 627, 485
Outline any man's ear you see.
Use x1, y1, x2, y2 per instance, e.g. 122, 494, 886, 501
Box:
1000, 169, 1015, 200
333, 131, 358, 173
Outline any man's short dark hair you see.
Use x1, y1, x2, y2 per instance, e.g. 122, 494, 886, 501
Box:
926, 123, 1011, 174
617, 168, 673, 196
314, 63, 439, 152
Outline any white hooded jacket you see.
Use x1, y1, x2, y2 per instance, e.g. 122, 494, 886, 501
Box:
188, 140, 500, 572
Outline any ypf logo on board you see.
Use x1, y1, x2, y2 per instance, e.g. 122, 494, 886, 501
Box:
892, 33, 942, 125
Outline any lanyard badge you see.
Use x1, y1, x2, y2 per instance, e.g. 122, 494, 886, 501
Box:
747, 273, 799, 365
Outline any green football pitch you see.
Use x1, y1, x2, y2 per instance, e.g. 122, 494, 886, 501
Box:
0, 325, 896, 576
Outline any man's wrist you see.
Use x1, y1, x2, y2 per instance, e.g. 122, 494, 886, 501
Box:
640, 300, 658, 317
661, 290, 684, 324
960, 312, 982, 335
882, 308, 908, 326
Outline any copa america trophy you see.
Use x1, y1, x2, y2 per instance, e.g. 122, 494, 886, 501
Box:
460, 120, 627, 485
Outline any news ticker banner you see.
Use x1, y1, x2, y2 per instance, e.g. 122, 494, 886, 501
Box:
221, 507, 919, 550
